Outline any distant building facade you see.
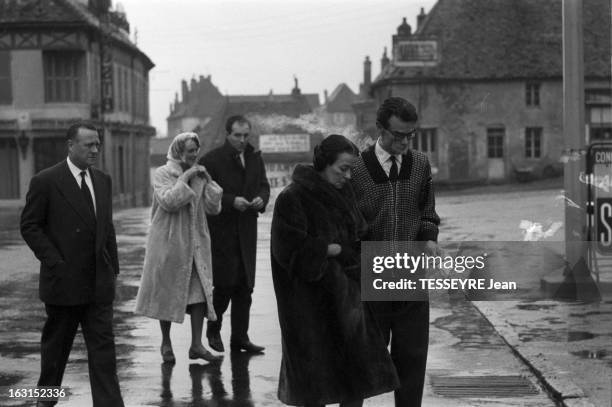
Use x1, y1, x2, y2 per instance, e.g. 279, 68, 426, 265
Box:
166, 76, 321, 189
354, 0, 611, 183
317, 83, 358, 128
0, 0, 155, 206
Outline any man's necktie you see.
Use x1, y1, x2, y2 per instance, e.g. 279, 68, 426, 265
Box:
389, 155, 398, 182
80, 171, 95, 217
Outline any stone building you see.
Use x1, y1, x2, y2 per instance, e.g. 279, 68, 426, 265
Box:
318, 83, 358, 128
166, 76, 321, 189
0, 0, 155, 206
354, 0, 611, 183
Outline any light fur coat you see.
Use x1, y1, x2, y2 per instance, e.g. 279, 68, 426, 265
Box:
135, 160, 222, 323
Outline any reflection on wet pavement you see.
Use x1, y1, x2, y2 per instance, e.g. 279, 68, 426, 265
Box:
149, 352, 258, 407
432, 293, 506, 349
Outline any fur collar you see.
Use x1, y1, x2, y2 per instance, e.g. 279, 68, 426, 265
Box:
291, 164, 366, 239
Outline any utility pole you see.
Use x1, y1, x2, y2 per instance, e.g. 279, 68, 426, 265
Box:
562, 0, 586, 266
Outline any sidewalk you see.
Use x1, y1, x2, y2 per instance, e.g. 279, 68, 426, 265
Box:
437, 187, 612, 407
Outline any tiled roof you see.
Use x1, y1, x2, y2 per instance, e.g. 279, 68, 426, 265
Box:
228, 93, 320, 110
325, 83, 357, 113
0, 0, 153, 68
374, 0, 610, 84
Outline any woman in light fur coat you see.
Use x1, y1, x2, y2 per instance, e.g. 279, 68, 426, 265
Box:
135, 132, 223, 363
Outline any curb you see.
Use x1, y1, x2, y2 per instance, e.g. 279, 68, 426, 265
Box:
471, 302, 597, 407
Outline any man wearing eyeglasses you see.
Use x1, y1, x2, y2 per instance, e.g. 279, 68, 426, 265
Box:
199, 115, 270, 354
351, 97, 440, 406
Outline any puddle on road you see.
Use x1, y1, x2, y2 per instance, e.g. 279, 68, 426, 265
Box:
516, 303, 558, 311
519, 329, 599, 343
0, 372, 23, 386
570, 349, 608, 360
567, 331, 596, 341
569, 310, 612, 317
432, 295, 506, 349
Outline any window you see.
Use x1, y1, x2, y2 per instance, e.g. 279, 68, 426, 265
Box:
525, 127, 542, 158
412, 128, 437, 153
43, 51, 84, 102
0, 51, 12, 104
114, 65, 133, 113
526, 83, 540, 106
487, 127, 504, 158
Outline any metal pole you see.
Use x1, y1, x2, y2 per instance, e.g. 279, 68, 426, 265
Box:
562, 0, 586, 267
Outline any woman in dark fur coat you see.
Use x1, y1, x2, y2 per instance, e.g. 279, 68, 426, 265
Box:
271, 135, 399, 407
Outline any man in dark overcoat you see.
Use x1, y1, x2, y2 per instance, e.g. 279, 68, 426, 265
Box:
351, 97, 441, 407
20, 122, 124, 407
200, 115, 270, 353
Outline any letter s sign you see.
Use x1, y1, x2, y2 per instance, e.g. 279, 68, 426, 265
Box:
597, 198, 612, 253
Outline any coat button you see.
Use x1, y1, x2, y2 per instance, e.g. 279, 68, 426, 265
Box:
76, 228, 80, 233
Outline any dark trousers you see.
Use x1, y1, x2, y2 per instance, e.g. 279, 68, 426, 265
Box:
38, 303, 124, 407
371, 301, 429, 407
207, 277, 253, 343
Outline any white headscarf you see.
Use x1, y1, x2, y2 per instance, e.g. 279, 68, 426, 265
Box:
166, 132, 200, 164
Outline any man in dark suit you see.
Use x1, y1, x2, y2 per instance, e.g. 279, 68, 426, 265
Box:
20, 122, 124, 407
200, 115, 270, 354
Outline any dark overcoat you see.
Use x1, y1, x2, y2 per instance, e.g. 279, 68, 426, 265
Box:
20, 160, 119, 305
200, 141, 270, 288
270, 165, 399, 406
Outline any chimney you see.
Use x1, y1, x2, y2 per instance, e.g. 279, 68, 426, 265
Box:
417, 7, 427, 30
88, 0, 111, 14
397, 17, 412, 36
181, 80, 188, 102
324, 89, 328, 104
364, 56, 372, 90
381, 47, 390, 70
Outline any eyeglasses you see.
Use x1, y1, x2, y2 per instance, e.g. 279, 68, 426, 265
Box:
384, 127, 418, 141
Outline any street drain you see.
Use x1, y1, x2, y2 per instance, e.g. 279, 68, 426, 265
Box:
430, 375, 539, 398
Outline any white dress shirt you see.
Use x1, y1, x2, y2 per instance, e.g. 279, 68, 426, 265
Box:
67, 157, 96, 215
374, 138, 402, 177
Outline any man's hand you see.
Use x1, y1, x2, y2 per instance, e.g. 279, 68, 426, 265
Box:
327, 243, 341, 257
250, 196, 264, 210
233, 197, 250, 212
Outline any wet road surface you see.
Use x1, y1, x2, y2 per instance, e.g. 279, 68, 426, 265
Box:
1, 204, 559, 406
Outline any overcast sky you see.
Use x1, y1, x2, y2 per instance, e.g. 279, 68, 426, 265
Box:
119, 0, 436, 136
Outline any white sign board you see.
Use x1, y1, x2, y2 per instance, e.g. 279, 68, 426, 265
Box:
259, 134, 310, 153
394, 40, 439, 67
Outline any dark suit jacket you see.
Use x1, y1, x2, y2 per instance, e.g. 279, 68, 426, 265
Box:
20, 160, 119, 305
200, 141, 270, 288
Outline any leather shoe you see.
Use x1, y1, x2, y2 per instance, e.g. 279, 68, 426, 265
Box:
230, 340, 265, 353
160, 344, 175, 364
207, 332, 225, 352
189, 347, 222, 362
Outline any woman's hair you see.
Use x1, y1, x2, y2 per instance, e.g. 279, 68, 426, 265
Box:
313, 134, 359, 171
166, 132, 201, 162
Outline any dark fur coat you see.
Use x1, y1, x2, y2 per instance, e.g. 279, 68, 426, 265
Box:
270, 165, 399, 405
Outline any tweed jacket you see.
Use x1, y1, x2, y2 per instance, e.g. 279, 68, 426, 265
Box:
351, 145, 440, 242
